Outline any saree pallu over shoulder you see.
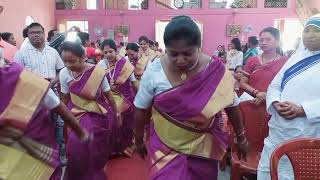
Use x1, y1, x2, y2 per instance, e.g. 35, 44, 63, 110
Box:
148, 49, 161, 62
152, 60, 235, 161
201, 69, 235, 119
118, 47, 127, 58
78, 65, 106, 100
103, 58, 133, 113
105, 58, 134, 85
69, 66, 109, 119
154, 60, 235, 120
134, 54, 149, 76
0, 144, 55, 180
0, 68, 49, 129
115, 59, 134, 84
0, 63, 57, 180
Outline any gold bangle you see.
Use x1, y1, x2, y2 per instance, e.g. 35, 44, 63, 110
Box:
236, 130, 246, 137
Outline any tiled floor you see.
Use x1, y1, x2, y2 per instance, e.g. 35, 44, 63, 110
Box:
106, 153, 148, 180
106, 153, 232, 180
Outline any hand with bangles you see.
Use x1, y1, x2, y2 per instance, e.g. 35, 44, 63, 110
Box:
235, 130, 249, 161
251, 89, 266, 106
225, 106, 250, 161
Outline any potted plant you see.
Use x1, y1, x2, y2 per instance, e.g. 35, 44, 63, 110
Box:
116, 25, 129, 37
65, 0, 76, 9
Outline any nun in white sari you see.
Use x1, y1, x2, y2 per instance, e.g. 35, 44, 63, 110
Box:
257, 14, 320, 180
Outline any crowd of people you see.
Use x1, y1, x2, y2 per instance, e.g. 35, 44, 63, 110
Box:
0, 13, 320, 180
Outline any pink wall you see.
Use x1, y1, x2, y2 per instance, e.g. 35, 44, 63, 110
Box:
55, 0, 297, 54
0, 0, 55, 46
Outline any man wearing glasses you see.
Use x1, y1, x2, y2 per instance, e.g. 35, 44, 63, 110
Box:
14, 22, 67, 167
14, 22, 64, 85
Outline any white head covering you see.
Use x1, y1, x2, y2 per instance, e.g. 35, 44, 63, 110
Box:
295, 14, 320, 52
305, 14, 320, 29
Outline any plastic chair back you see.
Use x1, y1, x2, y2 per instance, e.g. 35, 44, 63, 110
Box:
239, 101, 270, 152
270, 138, 320, 180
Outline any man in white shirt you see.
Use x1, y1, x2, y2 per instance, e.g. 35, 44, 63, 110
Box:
257, 14, 320, 180
14, 23, 64, 85
14, 22, 67, 166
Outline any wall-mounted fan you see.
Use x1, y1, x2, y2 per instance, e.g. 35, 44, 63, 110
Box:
243, 25, 253, 34
94, 27, 104, 36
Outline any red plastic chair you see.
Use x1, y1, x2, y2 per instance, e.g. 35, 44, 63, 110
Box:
270, 138, 320, 180
230, 101, 270, 180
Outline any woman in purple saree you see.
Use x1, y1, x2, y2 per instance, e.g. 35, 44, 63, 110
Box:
98, 39, 138, 156
59, 42, 121, 180
126, 41, 153, 82
133, 16, 249, 180
0, 59, 86, 180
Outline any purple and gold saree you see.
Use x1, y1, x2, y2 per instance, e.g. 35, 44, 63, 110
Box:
149, 60, 235, 180
103, 58, 135, 154
64, 65, 114, 180
134, 49, 162, 80
0, 63, 60, 180
133, 54, 150, 80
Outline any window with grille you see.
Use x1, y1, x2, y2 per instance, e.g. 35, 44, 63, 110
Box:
265, 0, 287, 8
209, 0, 257, 8
105, 0, 148, 10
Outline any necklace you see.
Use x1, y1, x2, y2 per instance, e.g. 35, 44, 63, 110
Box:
261, 54, 279, 64
69, 66, 86, 81
106, 59, 118, 86
180, 51, 200, 80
